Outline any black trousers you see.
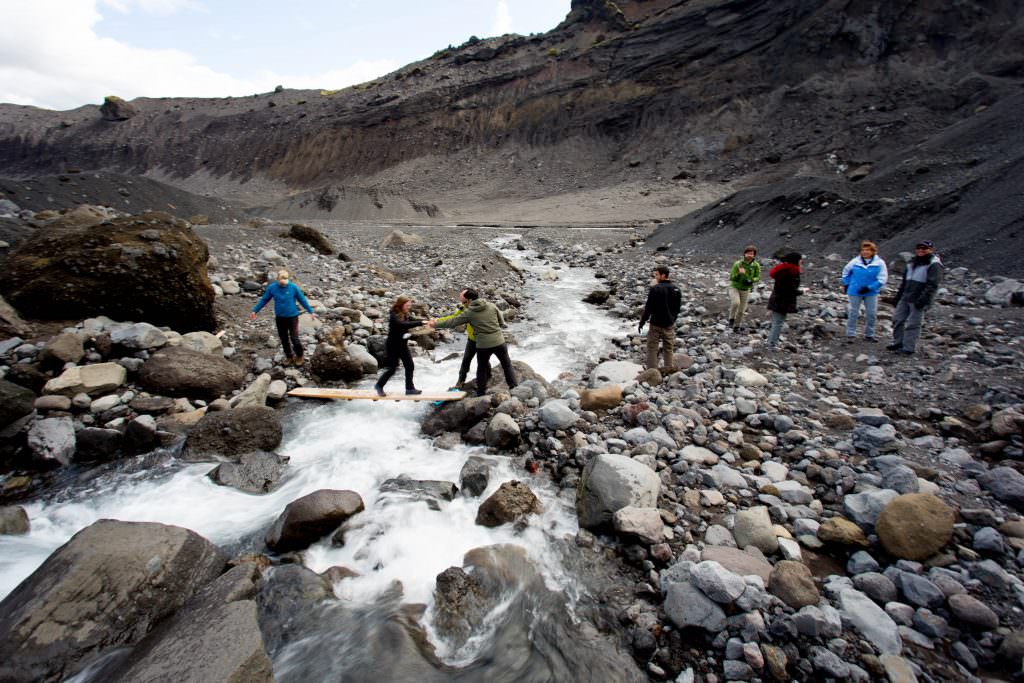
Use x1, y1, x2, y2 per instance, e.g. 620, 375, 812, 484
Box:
275, 316, 303, 358
378, 345, 415, 390
458, 339, 477, 384
476, 344, 516, 397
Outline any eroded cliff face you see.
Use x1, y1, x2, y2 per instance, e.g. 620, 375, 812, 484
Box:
0, 0, 1021, 208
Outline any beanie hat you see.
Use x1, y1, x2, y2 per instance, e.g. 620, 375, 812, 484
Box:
782, 252, 802, 264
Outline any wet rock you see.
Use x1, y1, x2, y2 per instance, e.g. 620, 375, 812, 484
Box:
139, 347, 244, 401
182, 406, 282, 462
0, 506, 30, 535
476, 480, 542, 527
109, 565, 271, 683
265, 489, 365, 552
0, 379, 35, 428
208, 451, 289, 493
27, 416, 76, 466
590, 360, 643, 387
485, 412, 521, 448
2, 212, 217, 332
576, 453, 660, 528
255, 564, 333, 654
977, 466, 1024, 509
769, 560, 819, 608
422, 395, 492, 436
612, 506, 664, 544
459, 455, 491, 497
74, 427, 124, 461
875, 493, 955, 561
0, 519, 226, 683
948, 593, 999, 629
583, 289, 610, 304
664, 580, 727, 632
580, 384, 623, 411
432, 566, 488, 648
380, 478, 458, 510
539, 399, 577, 429
733, 506, 779, 554
123, 414, 159, 453
838, 588, 903, 655
43, 362, 127, 397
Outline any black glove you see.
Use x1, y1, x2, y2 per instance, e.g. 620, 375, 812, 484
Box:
857, 286, 871, 295
912, 301, 925, 311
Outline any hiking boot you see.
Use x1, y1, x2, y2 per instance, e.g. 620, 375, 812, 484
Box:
886, 343, 902, 351
864, 337, 878, 343
897, 349, 915, 356
455, 381, 465, 391
845, 337, 855, 344
294, 356, 304, 366
406, 388, 423, 396
374, 383, 386, 397
283, 357, 294, 366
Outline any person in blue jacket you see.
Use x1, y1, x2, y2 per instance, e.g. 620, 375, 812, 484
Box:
841, 241, 888, 342
249, 269, 317, 365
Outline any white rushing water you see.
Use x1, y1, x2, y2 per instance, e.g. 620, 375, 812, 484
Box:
0, 232, 631, 666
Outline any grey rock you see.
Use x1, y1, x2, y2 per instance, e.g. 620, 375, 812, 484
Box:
843, 489, 899, 530
230, 373, 272, 408
0, 379, 36, 427
881, 465, 920, 494
848, 551, 881, 574
111, 322, 168, 350
139, 346, 244, 401
733, 506, 778, 553
948, 593, 999, 629
182, 406, 282, 462
838, 588, 903, 655
811, 646, 849, 678
977, 466, 1024, 510
973, 527, 1006, 554
380, 478, 458, 510
689, 560, 746, 603
208, 451, 289, 493
853, 572, 898, 604
896, 571, 945, 608
485, 412, 521, 448
664, 580, 727, 632
971, 558, 1011, 590
27, 416, 76, 466
853, 423, 901, 453
913, 608, 948, 639
576, 453, 660, 529
459, 455, 491, 497
265, 489, 365, 552
0, 506, 30, 535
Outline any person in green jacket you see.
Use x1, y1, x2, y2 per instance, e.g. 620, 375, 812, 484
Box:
728, 245, 761, 332
435, 289, 477, 390
431, 289, 517, 396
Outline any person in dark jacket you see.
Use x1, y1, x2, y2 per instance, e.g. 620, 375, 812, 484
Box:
639, 265, 683, 371
766, 252, 802, 349
374, 296, 427, 396
888, 240, 943, 355
249, 269, 317, 366
435, 289, 477, 390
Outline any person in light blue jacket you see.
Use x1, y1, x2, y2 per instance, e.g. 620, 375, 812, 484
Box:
249, 269, 317, 365
841, 241, 888, 342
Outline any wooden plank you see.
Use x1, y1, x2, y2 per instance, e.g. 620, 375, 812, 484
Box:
287, 387, 467, 402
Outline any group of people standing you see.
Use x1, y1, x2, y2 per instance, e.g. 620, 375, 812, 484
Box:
638, 240, 944, 370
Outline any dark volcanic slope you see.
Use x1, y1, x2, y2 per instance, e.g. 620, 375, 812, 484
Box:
0, 0, 1022, 259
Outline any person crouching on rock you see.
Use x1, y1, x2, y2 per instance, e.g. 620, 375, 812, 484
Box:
435, 288, 476, 390
249, 269, 316, 366
766, 252, 802, 350
728, 245, 760, 332
431, 288, 517, 397
375, 296, 427, 396
841, 240, 888, 343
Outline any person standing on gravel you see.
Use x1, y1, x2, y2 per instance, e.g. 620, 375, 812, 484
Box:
249, 269, 316, 366
436, 289, 477, 390
375, 296, 427, 396
841, 240, 888, 343
431, 289, 517, 396
766, 252, 802, 350
888, 240, 943, 356
639, 265, 682, 371
728, 245, 761, 332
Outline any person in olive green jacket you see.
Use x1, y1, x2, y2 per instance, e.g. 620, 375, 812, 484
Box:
435, 289, 477, 390
728, 245, 761, 332
431, 289, 517, 396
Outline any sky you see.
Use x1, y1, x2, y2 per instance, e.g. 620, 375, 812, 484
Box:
0, 0, 572, 111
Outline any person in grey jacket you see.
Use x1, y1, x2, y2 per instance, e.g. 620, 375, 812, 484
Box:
888, 240, 943, 355
431, 289, 517, 396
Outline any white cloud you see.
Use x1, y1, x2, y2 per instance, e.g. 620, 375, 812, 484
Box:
0, 0, 397, 110
492, 0, 513, 36
100, 0, 203, 16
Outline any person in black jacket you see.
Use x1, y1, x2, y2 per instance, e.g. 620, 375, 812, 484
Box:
374, 296, 427, 396
888, 240, 943, 355
639, 265, 682, 371
766, 252, 802, 349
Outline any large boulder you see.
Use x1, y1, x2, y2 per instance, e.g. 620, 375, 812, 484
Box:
580, 384, 624, 411
589, 360, 643, 387
984, 279, 1024, 305
485, 413, 521, 449
27, 416, 76, 467
107, 565, 272, 683
207, 451, 289, 493
100, 95, 139, 121
733, 506, 779, 554
230, 373, 272, 409
475, 480, 543, 527
265, 490, 365, 552
538, 399, 577, 430
875, 493, 955, 561
0, 379, 35, 428
110, 322, 168, 350
182, 406, 282, 462
310, 343, 366, 383
422, 395, 493, 436
380, 229, 425, 248
576, 453, 660, 528
139, 346, 244, 401
288, 224, 334, 255
0, 520, 226, 683
1, 212, 216, 332
978, 466, 1024, 510
179, 330, 222, 355
38, 332, 85, 367
43, 363, 126, 397
768, 560, 819, 608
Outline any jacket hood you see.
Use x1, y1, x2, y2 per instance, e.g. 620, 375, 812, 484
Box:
771, 262, 801, 275
468, 299, 488, 311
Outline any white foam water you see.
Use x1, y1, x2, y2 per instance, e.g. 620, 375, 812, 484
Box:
0, 232, 632, 674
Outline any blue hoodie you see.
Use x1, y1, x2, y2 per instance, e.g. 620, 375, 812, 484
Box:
253, 280, 314, 318
842, 255, 888, 296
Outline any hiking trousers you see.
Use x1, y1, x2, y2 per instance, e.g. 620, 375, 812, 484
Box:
646, 324, 675, 370
892, 299, 926, 352
378, 346, 415, 390
846, 294, 879, 339
476, 344, 516, 396
275, 315, 303, 359
729, 289, 751, 326
767, 312, 787, 348
458, 339, 477, 385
